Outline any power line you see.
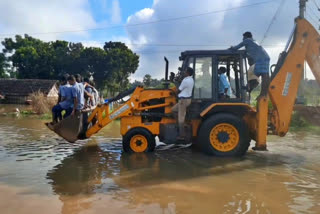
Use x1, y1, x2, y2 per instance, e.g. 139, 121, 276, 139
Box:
307, 5, 320, 19
306, 14, 319, 27
260, 0, 286, 44
84, 41, 286, 47
0, 0, 276, 38
312, 0, 320, 9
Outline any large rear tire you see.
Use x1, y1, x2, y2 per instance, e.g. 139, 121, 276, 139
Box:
123, 128, 156, 153
198, 113, 250, 157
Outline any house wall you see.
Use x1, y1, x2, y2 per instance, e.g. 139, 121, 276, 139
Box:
0, 95, 29, 104
0, 94, 58, 105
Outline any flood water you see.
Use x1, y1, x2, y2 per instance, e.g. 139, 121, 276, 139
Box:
0, 105, 320, 214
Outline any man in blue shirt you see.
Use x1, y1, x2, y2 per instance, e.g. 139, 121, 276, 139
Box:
230, 32, 270, 98
51, 75, 73, 123
218, 67, 231, 99
67, 75, 85, 116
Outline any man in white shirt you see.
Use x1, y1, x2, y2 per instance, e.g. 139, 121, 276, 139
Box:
172, 67, 194, 140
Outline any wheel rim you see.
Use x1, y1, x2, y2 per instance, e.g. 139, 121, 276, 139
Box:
209, 123, 240, 152
130, 135, 148, 153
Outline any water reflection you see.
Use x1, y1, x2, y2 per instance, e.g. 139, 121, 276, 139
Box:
0, 107, 319, 214
47, 142, 300, 214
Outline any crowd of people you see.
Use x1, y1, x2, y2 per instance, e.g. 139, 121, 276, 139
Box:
51, 74, 99, 124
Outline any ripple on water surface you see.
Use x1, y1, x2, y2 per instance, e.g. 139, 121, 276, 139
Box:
0, 115, 319, 213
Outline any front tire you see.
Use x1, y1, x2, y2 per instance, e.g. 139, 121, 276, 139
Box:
123, 128, 156, 153
198, 113, 250, 157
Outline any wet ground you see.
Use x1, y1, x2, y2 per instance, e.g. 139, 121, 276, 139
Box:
0, 105, 320, 214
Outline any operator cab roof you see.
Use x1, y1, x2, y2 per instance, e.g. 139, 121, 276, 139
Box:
179, 50, 246, 61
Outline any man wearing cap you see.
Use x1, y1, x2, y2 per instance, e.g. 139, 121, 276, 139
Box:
172, 67, 194, 140
230, 31, 270, 98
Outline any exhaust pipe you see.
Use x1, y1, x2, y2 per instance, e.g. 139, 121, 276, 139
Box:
164, 57, 169, 81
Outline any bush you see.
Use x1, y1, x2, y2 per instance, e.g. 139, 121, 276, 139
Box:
30, 91, 57, 114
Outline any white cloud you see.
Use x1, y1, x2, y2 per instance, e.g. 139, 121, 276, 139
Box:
0, 0, 98, 41
81, 40, 104, 48
124, 0, 308, 79
111, 0, 122, 24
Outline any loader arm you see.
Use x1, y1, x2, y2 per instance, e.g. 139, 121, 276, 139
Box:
85, 86, 175, 138
256, 17, 320, 148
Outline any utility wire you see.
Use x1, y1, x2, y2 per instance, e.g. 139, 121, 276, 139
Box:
307, 5, 320, 19
306, 14, 319, 27
260, 0, 286, 44
0, 0, 276, 38
312, 0, 320, 10
82, 40, 286, 47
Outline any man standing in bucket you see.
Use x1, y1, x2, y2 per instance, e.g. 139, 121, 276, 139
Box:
230, 32, 270, 98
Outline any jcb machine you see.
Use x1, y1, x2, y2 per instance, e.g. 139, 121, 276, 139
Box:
48, 17, 320, 157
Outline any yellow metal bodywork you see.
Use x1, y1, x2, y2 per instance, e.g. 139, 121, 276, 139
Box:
129, 134, 148, 153
200, 103, 256, 117
209, 123, 240, 152
86, 86, 177, 138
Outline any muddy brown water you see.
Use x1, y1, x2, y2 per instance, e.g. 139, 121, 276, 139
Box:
0, 105, 320, 214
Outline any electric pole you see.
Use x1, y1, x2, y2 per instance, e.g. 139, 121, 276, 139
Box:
299, 0, 308, 18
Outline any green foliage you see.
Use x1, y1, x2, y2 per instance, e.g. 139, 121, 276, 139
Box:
0, 35, 139, 93
143, 74, 152, 87
290, 111, 320, 134
299, 80, 320, 106
0, 53, 9, 78
290, 112, 310, 128
140, 74, 165, 88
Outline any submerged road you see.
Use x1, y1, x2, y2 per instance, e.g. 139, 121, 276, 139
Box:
0, 112, 319, 214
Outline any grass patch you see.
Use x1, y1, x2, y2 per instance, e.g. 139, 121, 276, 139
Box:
290, 111, 320, 134
7, 109, 53, 120
30, 91, 57, 114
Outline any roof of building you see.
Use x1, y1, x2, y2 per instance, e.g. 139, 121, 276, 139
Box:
0, 79, 58, 96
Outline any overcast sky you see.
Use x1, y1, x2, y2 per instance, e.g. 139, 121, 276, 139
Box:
0, 0, 318, 80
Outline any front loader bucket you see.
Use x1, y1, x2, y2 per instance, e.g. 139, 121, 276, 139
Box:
45, 112, 87, 143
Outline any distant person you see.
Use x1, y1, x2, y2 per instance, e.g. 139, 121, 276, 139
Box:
230, 31, 270, 98
83, 77, 98, 108
171, 67, 194, 140
68, 75, 85, 116
218, 67, 231, 99
75, 74, 83, 83
51, 74, 73, 123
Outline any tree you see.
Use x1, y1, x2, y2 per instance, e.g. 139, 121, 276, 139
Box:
143, 74, 152, 87
103, 42, 139, 91
0, 53, 9, 78
2, 35, 55, 79
0, 36, 139, 92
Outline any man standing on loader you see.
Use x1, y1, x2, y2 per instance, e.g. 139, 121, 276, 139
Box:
230, 32, 270, 98
172, 67, 194, 141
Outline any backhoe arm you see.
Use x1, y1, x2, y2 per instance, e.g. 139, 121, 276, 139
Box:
269, 18, 320, 136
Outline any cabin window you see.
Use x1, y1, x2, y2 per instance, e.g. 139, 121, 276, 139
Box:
193, 57, 212, 99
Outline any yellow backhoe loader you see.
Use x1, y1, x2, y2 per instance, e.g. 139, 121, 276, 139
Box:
47, 17, 320, 157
